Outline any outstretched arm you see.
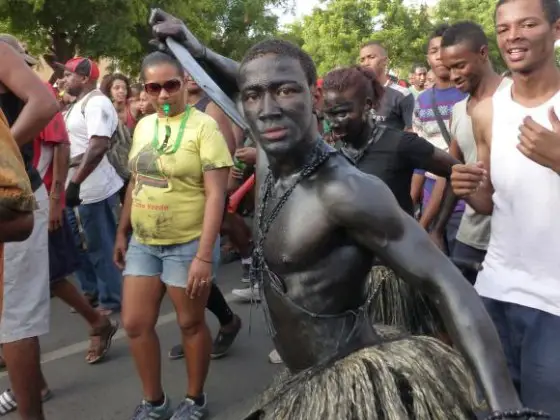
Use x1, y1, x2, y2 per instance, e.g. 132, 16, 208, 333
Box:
150, 9, 240, 97
326, 170, 521, 413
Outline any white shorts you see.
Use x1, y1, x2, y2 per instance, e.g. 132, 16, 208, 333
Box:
0, 186, 50, 343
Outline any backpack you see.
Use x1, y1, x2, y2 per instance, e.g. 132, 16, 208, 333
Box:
79, 90, 132, 181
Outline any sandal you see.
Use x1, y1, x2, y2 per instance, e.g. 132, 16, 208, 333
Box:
86, 319, 119, 365
0, 388, 52, 415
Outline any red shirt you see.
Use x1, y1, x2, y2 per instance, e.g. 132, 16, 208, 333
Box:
32, 83, 70, 203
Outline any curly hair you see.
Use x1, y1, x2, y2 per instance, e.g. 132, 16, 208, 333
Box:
322, 66, 385, 112
100, 73, 131, 101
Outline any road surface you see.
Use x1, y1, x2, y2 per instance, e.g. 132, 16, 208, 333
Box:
0, 262, 280, 419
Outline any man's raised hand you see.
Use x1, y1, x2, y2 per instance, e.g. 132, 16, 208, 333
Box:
517, 106, 560, 173
450, 162, 487, 198
149, 9, 206, 59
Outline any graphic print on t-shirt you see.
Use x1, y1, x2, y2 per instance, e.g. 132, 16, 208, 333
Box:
130, 144, 169, 193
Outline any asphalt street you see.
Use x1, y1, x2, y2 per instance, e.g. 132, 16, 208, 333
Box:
0, 262, 280, 420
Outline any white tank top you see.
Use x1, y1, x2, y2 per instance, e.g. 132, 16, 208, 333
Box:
475, 86, 560, 316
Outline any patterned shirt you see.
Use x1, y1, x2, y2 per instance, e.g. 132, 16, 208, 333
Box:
413, 86, 467, 153
413, 86, 467, 212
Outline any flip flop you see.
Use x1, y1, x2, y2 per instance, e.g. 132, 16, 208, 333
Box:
86, 319, 119, 364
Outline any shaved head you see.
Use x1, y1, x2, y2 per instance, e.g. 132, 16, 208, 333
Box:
360, 41, 387, 58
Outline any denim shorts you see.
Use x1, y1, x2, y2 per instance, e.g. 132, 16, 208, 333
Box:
123, 236, 221, 288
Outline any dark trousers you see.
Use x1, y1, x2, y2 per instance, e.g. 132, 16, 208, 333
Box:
451, 240, 486, 285
483, 298, 560, 418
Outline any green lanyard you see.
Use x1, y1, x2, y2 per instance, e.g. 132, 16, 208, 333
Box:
152, 105, 191, 155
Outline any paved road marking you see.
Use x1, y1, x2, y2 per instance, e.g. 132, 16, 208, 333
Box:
0, 292, 240, 379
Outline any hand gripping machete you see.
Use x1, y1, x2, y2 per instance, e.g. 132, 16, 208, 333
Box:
165, 37, 249, 133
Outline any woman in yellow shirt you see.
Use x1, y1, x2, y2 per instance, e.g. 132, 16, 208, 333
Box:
113, 52, 232, 420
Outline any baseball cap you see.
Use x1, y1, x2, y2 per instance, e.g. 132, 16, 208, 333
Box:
0, 34, 37, 65
65, 57, 100, 81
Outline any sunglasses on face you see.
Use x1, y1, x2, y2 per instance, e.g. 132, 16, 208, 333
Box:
144, 79, 182, 96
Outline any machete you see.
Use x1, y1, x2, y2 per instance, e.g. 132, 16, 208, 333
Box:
165, 37, 249, 133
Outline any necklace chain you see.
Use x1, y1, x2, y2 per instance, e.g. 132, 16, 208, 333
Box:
251, 141, 334, 285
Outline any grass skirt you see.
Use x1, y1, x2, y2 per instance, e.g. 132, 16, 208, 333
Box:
245, 327, 477, 420
369, 266, 445, 337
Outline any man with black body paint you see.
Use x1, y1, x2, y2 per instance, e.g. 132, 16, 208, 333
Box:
150, 10, 546, 419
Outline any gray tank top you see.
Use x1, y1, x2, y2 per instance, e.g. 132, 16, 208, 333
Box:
450, 78, 511, 250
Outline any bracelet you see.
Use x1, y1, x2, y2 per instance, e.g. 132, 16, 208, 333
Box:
49, 195, 61, 200
195, 255, 212, 264
485, 408, 550, 420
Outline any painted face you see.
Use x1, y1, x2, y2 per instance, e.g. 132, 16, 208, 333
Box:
359, 45, 387, 79
413, 67, 427, 89
239, 54, 315, 157
495, 0, 560, 74
441, 42, 487, 94
322, 87, 370, 145
63, 70, 86, 97
110, 79, 128, 103
142, 63, 185, 116
427, 36, 450, 80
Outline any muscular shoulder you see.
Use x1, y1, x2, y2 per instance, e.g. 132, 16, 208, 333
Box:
204, 101, 227, 120
470, 97, 493, 144
317, 155, 402, 233
471, 97, 493, 124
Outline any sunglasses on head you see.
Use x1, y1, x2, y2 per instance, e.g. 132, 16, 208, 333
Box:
144, 79, 182, 96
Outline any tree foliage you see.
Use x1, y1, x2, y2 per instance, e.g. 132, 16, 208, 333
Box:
0, 0, 293, 77
280, 0, 506, 77
277, 0, 435, 77
433, 0, 505, 72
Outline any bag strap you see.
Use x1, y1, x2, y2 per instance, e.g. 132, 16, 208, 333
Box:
63, 90, 103, 125
80, 90, 105, 116
430, 88, 452, 146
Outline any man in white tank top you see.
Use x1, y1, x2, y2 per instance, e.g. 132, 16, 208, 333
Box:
430, 22, 509, 284
451, 0, 560, 416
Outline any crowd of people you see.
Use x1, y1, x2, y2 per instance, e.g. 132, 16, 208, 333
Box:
0, 0, 559, 419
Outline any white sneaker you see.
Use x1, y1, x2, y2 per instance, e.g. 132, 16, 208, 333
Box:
268, 349, 283, 364
231, 285, 261, 302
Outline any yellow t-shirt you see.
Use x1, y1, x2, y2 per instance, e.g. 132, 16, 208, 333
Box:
129, 107, 233, 245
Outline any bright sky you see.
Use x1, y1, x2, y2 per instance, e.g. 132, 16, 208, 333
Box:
277, 0, 439, 26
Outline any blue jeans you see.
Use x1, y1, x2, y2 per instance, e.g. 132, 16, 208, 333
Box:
451, 240, 486, 285
483, 298, 560, 418
66, 194, 122, 310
